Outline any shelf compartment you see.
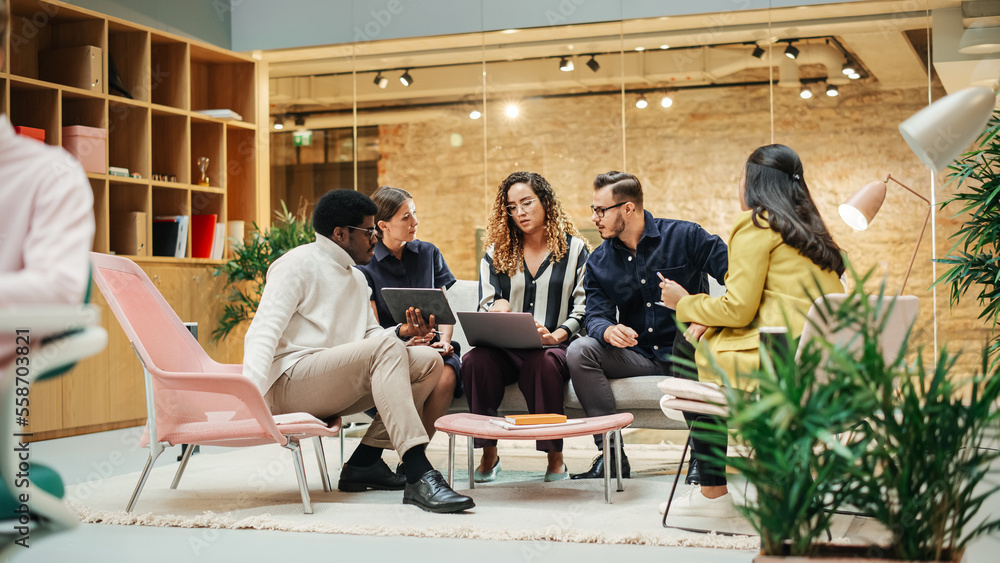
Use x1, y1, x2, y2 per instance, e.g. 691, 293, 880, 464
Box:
108, 101, 149, 178
108, 22, 150, 103
151, 112, 189, 184
108, 180, 150, 257
190, 120, 224, 189
151, 186, 190, 258
90, 177, 109, 254
10, 82, 59, 145
9, 0, 106, 88
150, 35, 189, 110
189, 44, 255, 125
226, 127, 257, 225
62, 94, 105, 128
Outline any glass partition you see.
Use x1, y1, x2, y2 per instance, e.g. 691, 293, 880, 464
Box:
482, 26, 624, 254
262, 0, 972, 366
353, 37, 488, 279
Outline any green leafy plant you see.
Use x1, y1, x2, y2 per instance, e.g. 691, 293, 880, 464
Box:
849, 346, 1000, 561
935, 110, 1000, 371
700, 273, 885, 556
703, 267, 1000, 560
212, 201, 315, 341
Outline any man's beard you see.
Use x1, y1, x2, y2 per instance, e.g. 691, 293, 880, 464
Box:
602, 214, 626, 239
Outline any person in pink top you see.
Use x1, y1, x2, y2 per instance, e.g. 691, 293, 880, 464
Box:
0, 15, 95, 364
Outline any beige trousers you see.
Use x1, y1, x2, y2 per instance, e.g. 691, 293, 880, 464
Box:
265, 335, 442, 456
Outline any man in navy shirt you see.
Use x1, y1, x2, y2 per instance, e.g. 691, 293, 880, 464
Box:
567, 171, 728, 480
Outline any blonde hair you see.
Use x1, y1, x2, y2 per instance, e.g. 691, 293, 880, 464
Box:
484, 171, 589, 277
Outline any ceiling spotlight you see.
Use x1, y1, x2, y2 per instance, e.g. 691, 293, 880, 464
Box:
659, 44, 670, 50
800, 85, 813, 99
826, 84, 839, 97
634, 46, 645, 52
374, 72, 388, 89
751, 45, 765, 59
660, 94, 673, 108
841, 62, 855, 76
399, 69, 413, 87
849, 72, 861, 80
559, 57, 574, 72
469, 109, 482, 120
294, 115, 305, 127
635, 95, 648, 109
272, 117, 284, 130
784, 43, 800, 60
586, 55, 600, 73
505, 104, 519, 118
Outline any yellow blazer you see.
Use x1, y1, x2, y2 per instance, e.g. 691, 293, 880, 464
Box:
676, 210, 844, 387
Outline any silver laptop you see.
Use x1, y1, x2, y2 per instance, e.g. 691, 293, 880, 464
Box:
456, 311, 545, 349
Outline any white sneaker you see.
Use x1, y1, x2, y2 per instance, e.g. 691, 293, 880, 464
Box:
659, 487, 737, 518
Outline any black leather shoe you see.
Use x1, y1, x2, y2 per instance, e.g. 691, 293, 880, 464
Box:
570, 449, 631, 480
403, 470, 475, 513
685, 455, 701, 486
338, 459, 406, 492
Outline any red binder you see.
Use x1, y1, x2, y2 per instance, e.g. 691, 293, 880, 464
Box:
191, 214, 218, 259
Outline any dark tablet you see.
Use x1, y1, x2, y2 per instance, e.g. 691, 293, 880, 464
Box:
380, 287, 457, 326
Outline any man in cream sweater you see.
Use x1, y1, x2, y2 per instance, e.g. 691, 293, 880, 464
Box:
243, 189, 474, 513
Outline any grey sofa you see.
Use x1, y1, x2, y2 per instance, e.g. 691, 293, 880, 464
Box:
444, 280, 687, 431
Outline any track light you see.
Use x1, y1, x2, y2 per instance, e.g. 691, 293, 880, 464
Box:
848, 72, 861, 80
800, 85, 813, 99
751, 45, 765, 59
826, 84, 839, 97
272, 116, 284, 130
559, 57, 574, 72
399, 70, 413, 87
469, 109, 482, 120
784, 43, 799, 60
586, 55, 600, 73
374, 72, 388, 89
660, 94, 673, 108
635, 95, 648, 109
841, 62, 855, 76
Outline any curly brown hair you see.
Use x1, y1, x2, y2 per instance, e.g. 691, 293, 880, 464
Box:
484, 171, 589, 277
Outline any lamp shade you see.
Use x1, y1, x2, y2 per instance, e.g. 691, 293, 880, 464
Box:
959, 26, 1000, 55
898, 86, 997, 173
839, 180, 887, 230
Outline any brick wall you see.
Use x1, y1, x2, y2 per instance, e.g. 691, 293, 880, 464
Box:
375, 81, 990, 377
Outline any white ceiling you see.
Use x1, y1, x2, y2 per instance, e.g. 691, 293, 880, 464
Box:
259, 0, 998, 123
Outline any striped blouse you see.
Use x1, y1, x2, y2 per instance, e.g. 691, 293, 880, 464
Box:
478, 234, 590, 337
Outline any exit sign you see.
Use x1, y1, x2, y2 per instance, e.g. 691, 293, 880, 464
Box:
293, 130, 313, 146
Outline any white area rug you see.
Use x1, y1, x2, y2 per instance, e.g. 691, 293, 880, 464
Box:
63, 433, 863, 551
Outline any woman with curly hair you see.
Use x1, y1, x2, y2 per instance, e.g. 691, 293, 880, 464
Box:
462, 171, 591, 483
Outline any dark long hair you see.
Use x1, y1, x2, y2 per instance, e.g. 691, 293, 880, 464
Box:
743, 144, 845, 275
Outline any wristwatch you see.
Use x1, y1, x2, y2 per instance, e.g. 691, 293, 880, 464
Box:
395, 324, 408, 340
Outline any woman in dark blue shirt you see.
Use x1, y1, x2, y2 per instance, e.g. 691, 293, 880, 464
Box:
357, 186, 461, 439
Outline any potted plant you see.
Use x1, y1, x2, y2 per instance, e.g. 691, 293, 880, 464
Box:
213, 201, 315, 341
702, 270, 1000, 561
935, 110, 1000, 371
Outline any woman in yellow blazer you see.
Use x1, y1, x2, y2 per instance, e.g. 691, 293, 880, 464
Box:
657, 143, 845, 518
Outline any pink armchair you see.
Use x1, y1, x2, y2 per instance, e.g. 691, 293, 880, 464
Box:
90, 253, 341, 514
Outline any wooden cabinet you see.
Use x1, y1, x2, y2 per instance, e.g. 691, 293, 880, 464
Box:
2, 0, 265, 439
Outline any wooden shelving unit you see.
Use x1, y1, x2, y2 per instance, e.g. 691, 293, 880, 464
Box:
2, 0, 265, 439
